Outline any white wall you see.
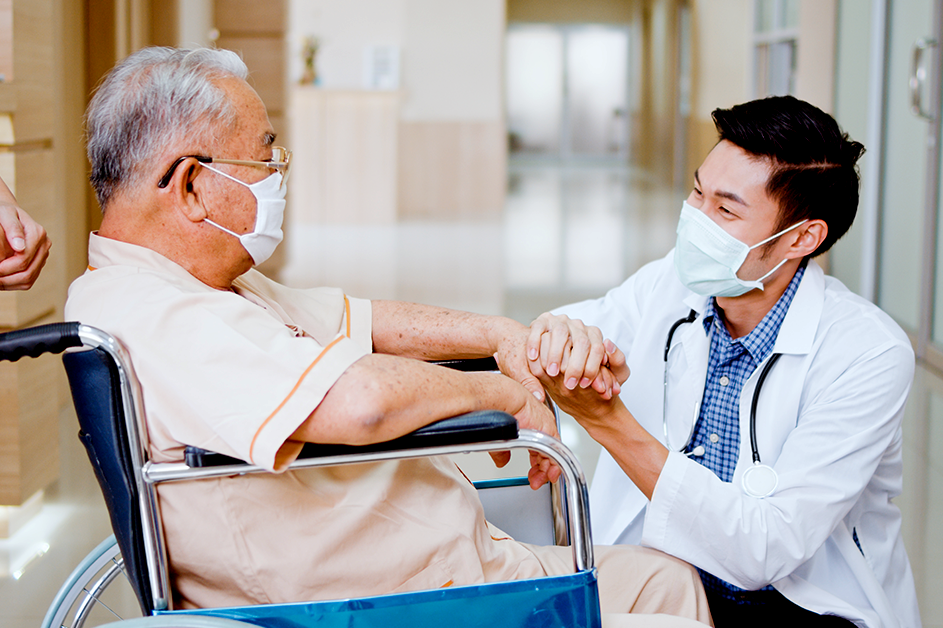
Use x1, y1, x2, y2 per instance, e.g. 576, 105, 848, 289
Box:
177, 0, 213, 48
287, 0, 503, 121
401, 0, 504, 121
287, 0, 405, 90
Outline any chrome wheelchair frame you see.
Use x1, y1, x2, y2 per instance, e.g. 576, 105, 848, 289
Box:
0, 322, 600, 628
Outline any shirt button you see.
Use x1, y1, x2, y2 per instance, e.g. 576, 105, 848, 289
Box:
709, 433, 720, 443
719, 376, 730, 386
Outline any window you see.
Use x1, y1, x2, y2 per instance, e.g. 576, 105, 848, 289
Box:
753, 0, 798, 97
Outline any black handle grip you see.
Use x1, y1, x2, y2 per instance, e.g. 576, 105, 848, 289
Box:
432, 356, 499, 372
0, 322, 83, 362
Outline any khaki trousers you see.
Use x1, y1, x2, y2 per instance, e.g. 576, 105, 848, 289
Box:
523, 543, 713, 627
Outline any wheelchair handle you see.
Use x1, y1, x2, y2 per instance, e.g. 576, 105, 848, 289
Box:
0, 321, 83, 362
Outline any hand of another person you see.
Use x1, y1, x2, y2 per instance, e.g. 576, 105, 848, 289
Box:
526, 313, 624, 399
536, 340, 630, 433
490, 383, 562, 490
0, 202, 51, 291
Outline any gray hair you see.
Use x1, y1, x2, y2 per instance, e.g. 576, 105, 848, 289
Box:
86, 46, 249, 208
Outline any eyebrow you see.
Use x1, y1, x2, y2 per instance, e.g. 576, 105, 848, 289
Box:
694, 168, 749, 207
262, 132, 276, 148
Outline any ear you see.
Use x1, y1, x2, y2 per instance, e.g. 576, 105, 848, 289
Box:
788, 219, 828, 259
162, 158, 208, 223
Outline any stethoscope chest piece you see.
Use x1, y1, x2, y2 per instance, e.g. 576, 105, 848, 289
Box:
741, 462, 778, 498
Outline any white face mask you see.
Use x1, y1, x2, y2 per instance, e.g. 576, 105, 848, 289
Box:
673, 201, 807, 297
202, 166, 286, 266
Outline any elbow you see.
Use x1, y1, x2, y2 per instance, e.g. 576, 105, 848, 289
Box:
337, 378, 396, 445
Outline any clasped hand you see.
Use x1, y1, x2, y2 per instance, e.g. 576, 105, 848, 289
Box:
0, 202, 51, 291
526, 313, 628, 395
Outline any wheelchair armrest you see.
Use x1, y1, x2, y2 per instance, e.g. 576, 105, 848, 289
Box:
185, 410, 518, 468
0, 322, 83, 362
431, 356, 498, 372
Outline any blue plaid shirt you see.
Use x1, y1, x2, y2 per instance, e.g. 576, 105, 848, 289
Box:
685, 262, 806, 602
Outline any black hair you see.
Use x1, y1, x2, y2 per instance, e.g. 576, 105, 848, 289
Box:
711, 95, 865, 257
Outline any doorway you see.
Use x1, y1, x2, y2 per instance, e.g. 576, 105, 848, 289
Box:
505, 24, 630, 161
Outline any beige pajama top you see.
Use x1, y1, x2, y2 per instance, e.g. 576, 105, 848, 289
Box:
65, 233, 550, 609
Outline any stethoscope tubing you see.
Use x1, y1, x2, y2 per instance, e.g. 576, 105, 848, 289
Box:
663, 310, 780, 497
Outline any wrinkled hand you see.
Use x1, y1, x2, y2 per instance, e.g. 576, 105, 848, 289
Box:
0, 203, 51, 291
491, 385, 561, 490
494, 324, 546, 402
526, 313, 626, 399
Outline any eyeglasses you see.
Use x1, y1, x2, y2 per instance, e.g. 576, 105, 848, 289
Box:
157, 146, 292, 190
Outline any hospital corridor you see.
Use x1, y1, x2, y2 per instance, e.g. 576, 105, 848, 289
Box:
2, 0, 943, 626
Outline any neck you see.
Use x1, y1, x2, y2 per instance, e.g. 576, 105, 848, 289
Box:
99, 204, 248, 291
714, 259, 801, 339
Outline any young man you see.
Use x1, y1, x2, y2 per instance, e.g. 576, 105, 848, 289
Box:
529, 97, 921, 627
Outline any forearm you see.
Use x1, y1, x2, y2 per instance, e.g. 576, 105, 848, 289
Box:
543, 383, 667, 499
581, 401, 668, 500
290, 353, 529, 445
371, 300, 525, 360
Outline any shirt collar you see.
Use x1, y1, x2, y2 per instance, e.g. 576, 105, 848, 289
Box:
701, 261, 807, 362
85, 231, 218, 287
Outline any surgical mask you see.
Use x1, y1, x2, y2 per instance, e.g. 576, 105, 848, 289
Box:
673, 201, 807, 297
202, 166, 286, 266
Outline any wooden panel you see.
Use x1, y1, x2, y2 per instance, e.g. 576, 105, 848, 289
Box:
398, 120, 506, 220
214, 0, 286, 35
289, 87, 400, 225
0, 311, 60, 505
148, 0, 178, 47
10, 0, 54, 142
215, 36, 286, 114
0, 148, 60, 328
507, 0, 634, 24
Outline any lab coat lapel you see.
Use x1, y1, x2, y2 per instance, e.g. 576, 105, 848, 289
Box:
662, 293, 711, 450
772, 260, 825, 355
735, 262, 826, 477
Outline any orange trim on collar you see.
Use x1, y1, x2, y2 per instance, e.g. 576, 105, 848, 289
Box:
87, 265, 97, 271
249, 335, 345, 462
344, 295, 351, 338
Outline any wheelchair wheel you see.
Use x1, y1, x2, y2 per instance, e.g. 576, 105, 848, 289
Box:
42, 535, 143, 628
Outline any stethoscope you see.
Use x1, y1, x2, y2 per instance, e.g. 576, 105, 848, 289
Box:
663, 309, 780, 498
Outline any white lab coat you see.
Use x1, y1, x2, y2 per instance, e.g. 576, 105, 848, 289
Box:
555, 253, 921, 628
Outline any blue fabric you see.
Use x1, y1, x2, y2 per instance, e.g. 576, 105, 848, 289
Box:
686, 263, 806, 603
157, 570, 601, 628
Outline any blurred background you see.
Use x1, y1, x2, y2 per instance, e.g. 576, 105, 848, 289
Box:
1, 0, 942, 626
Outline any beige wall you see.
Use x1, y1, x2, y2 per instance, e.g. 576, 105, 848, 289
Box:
684, 0, 838, 179
287, 0, 507, 223
686, 0, 751, 179
795, 0, 837, 113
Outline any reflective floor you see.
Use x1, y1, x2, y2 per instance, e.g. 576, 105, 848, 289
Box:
2, 162, 941, 627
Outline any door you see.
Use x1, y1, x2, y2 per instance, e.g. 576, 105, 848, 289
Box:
506, 24, 629, 160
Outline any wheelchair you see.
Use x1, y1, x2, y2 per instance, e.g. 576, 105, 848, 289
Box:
0, 322, 601, 628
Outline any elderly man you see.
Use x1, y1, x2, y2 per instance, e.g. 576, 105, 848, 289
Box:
65, 47, 711, 626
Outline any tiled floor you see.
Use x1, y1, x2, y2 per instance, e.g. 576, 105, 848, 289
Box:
2, 162, 940, 626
